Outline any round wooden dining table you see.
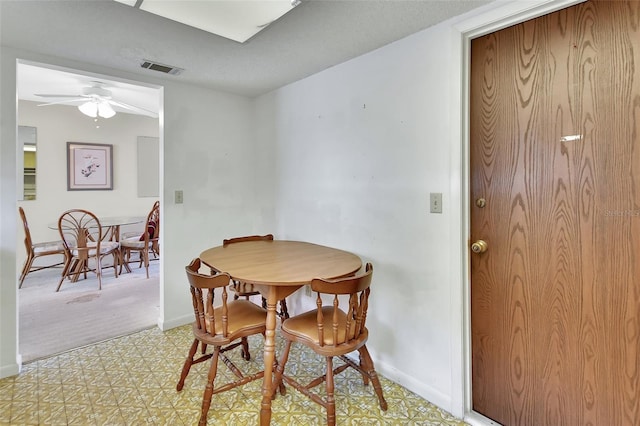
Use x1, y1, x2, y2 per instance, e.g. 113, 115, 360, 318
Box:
199, 240, 362, 425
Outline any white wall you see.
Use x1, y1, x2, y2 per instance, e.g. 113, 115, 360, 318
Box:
255, 22, 459, 412
16, 100, 159, 260
160, 81, 276, 329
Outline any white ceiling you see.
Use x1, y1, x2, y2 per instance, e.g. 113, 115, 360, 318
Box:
17, 62, 161, 117
3, 0, 493, 116
113, 0, 299, 43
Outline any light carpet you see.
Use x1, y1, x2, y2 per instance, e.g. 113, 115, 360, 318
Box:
18, 260, 159, 363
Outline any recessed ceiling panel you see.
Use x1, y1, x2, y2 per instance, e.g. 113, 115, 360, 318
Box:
115, 0, 297, 43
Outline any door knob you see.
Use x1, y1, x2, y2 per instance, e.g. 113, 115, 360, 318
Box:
471, 240, 488, 254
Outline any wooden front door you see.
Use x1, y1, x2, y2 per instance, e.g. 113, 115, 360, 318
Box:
470, 1, 640, 424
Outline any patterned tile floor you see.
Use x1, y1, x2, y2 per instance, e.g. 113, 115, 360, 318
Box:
0, 325, 466, 425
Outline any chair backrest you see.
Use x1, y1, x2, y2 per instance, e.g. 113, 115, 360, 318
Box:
143, 201, 160, 242
19, 207, 34, 253
58, 209, 103, 258
185, 258, 234, 338
223, 234, 273, 246
310, 262, 373, 348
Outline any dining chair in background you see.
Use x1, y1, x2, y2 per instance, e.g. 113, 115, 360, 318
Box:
56, 209, 120, 292
120, 201, 160, 278
222, 234, 289, 320
147, 200, 160, 258
18, 207, 66, 288
273, 262, 387, 426
177, 258, 279, 426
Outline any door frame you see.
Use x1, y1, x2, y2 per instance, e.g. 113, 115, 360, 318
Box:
452, 0, 586, 424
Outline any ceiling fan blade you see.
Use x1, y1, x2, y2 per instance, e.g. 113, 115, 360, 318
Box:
108, 100, 158, 118
35, 93, 84, 98
37, 98, 87, 107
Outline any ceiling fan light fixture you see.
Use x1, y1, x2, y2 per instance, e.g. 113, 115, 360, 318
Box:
78, 101, 98, 118
98, 101, 116, 118
78, 99, 117, 119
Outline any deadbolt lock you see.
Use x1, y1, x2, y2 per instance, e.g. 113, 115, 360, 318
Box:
475, 198, 486, 208
471, 240, 488, 254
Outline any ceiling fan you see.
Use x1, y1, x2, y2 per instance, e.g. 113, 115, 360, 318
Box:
35, 82, 158, 119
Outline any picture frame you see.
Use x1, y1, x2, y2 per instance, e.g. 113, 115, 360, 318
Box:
67, 142, 113, 190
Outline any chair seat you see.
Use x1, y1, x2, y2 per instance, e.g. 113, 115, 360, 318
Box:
71, 241, 119, 257
120, 236, 146, 249
282, 306, 360, 347
33, 240, 65, 254
120, 231, 142, 239
197, 299, 267, 343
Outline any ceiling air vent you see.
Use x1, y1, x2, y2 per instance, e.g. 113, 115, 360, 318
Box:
140, 60, 183, 75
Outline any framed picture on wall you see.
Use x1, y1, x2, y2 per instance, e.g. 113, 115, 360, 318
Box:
67, 142, 113, 190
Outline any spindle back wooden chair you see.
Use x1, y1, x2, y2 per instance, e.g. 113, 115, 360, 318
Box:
177, 258, 270, 426
273, 262, 387, 425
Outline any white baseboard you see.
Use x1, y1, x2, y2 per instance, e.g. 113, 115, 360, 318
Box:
374, 357, 453, 416
157, 314, 192, 331
0, 362, 20, 379
465, 411, 502, 426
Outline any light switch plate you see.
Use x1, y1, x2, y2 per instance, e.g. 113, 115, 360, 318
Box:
430, 193, 442, 213
175, 190, 183, 204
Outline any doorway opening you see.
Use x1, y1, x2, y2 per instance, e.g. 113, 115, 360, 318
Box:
16, 60, 163, 363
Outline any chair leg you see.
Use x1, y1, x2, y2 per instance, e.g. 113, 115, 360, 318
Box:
199, 346, 220, 426
240, 337, 251, 361
177, 338, 199, 391
273, 340, 292, 397
143, 246, 150, 279
119, 248, 127, 275
272, 357, 287, 397
114, 253, 120, 278
325, 356, 336, 426
123, 248, 134, 274
96, 257, 103, 290
56, 271, 66, 292
279, 298, 289, 319
18, 253, 35, 288
357, 346, 388, 411
70, 259, 81, 282
82, 259, 88, 280
56, 258, 73, 292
